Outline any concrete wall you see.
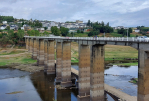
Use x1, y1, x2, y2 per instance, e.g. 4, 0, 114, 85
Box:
38, 39, 44, 65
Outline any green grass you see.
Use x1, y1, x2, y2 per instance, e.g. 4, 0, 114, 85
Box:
74, 32, 88, 37
114, 62, 138, 66
21, 58, 37, 64
110, 32, 123, 37
0, 51, 25, 55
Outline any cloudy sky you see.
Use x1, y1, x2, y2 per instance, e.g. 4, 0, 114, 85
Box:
0, 0, 149, 27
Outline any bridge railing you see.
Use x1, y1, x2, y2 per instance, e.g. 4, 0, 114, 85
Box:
24, 36, 149, 42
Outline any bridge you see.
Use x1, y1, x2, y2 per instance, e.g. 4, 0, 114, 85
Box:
24, 36, 149, 101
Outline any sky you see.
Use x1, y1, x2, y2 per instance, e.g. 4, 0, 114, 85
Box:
0, 0, 149, 27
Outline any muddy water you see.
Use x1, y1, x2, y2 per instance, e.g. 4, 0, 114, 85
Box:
0, 65, 138, 101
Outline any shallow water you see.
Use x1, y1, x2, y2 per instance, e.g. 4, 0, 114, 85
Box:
0, 65, 138, 101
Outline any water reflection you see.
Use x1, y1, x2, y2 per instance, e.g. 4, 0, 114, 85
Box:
30, 71, 78, 101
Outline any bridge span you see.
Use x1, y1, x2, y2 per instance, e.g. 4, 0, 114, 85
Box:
24, 36, 149, 101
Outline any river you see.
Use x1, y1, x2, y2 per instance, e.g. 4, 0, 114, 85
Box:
0, 65, 138, 101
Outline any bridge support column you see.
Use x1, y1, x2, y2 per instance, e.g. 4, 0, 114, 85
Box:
28, 38, 31, 52
32, 39, 37, 60
47, 40, 55, 74
37, 39, 39, 65
44, 40, 48, 72
25, 38, 28, 50
29, 38, 32, 53
61, 42, 72, 87
56, 42, 62, 82
38, 39, 44, 65
77, 45, 90, 101
90, 44, 105, 101
138, 49, 149, 101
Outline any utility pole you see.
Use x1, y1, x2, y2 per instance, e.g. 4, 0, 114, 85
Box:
127, 29, 128, 41
104, 32, 105, 37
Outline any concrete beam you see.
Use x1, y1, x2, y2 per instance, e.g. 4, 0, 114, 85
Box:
56, 42, 62, 82
90, 44, 105, 101
138, 49, 149, 101
78, 45, 90, 101
47, 40, 55, 74
61, 42, 72, 87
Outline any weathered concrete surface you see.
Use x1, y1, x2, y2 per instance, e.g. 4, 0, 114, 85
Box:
32, 39, 37, 60
38, 39, 44, 65
44, 40, 48, 71
78, 45, 90, 101
36, 39, 39, 65
90, 45, 105, 101
29, 38, 32, 53
61, 42, 72, 87
26, 38, 29, 50
56, 42, 62, 82
71, 68, 137, 101
138, 49, 149, 101
47, 40, 55, 74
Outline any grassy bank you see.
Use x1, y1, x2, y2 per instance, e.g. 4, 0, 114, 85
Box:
114, 62, 138, 66
0, 49, 36, 66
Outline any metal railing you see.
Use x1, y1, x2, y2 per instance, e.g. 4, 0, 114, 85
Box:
24, 36, 149, 42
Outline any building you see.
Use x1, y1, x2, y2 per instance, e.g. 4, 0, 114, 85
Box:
76, 20, 83, 23
134, 29, 140, 33
0, 25, 7, 30
2, 21, 7, 24
21, 24, 31, 31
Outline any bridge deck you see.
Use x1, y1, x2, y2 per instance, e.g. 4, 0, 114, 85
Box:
71, 68, 137, 101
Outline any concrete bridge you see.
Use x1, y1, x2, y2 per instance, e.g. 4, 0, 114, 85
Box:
24, 36, 149, 101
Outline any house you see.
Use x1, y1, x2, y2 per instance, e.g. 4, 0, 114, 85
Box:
76, 20, 83, 23
0, 25, 7, 30
10, 25, 18, 30
2, 21, 7, 24
134, 29, 140, 33
21, 24, 31, 31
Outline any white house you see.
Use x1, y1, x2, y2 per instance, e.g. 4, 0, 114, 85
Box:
135, 29, 140, 33
2, 21, 7, 24
0, 25, 7, 30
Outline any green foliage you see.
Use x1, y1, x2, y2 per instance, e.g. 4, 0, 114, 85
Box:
51, 26, 60, 36
0, 16, 14, 22
60, 27, 69, 36
77, 30, 80, 33
118, 28, 130, 37
87, 20, 91, 26
6, 26, 10, 30
88, 21, 113, 36
44, 27, 47, 30
43, 31, 49, 36
27, 30, 40, 36
17, 30, 25, 41
88, 30, 100, 36
128, 28, 132, 33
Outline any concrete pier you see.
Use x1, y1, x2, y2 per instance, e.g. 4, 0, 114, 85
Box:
38, 39, 44, 66
78, 45, 90, 101
138, 49, 149, 101
36, 39, 39, 65
47, 40, 55, 74
90, 44, 105, 101
56, 42, 62, 82
26, 38, 29, 50
32, 39, 37, 60
44, 40, 48, 72
61, 42, 72, 87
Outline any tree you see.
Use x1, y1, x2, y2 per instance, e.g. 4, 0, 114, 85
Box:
44, 27, 47, 30
77, 30, 80, 33
128, 28, 132, 33
71, 32, 74, 37
17, 30, 25, 41
87, 20, 91, 27
43, 31, 49, 36
51, 26, 60, 36
60, 27, 69, 36
6, 26, 10, 30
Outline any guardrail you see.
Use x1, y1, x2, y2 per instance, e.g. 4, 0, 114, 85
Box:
24, 36, 149, 42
